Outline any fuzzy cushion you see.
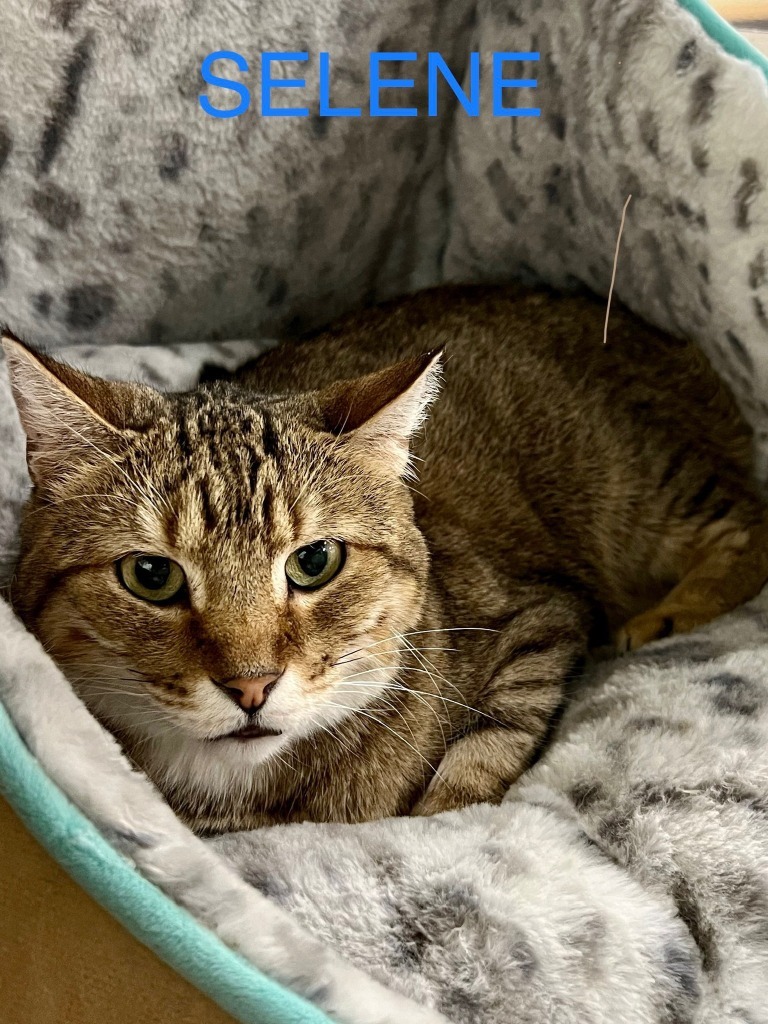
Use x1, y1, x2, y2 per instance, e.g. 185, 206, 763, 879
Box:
2, 2, 768, 1023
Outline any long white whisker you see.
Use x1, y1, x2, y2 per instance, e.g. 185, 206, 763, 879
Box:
338, 627, 497, 663
337, 679, 504, 725
27, 493, 147, 519
336, 645, 458, 666
323, 699, 448, 786
401, 634, 470, 705
60, 420, 172, 521
337, 674, 448, 748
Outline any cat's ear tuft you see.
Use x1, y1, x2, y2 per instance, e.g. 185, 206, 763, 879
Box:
2, 332, 159, 488
318, 348, 444, 479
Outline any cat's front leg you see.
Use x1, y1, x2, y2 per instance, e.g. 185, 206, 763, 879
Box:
411, 723, 548, 815
412, 592, 589, 816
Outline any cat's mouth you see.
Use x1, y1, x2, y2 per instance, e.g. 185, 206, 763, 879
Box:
215, 722, 283, 742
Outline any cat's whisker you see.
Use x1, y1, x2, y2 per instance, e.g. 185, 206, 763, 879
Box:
398, 634, 471, 706
398, 632, 452, 692
64, 679, 148, 696
65, 669, 146, 686
402, 627, 501, 638
383, 702, 423, 748
360, 643, 460, 716
73, 685, 144, 697
102, 701, 182, 721
336, 677, 448, 748
27, 492, 146, 519
277, 743, 310, 772
269, 748, 300, 774
337, 678, 506, 726
312, 711, 364, 758
124, 729, 177, 757
404, 483, 431, 503
323, 699, 448, 786
338, 627, 496, 661
400, 637, 484, 741
337, 653, 379, 669
364, 687, 424, 745
62, 666, 133, 680
335, 639, 460, 665
59, 420, 172, 521
338, 663, 433, 688
319, 729, 359, 759
98, 708, 181, 731
335, 644, 458, 667
64, 660, 145, 674
402, 646, 459, 652
339, 638, 473, 745
342, 660, 450, 682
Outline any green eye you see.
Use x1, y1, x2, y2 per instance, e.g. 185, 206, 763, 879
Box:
117, 554, 186, 604
285, 539, 346, 590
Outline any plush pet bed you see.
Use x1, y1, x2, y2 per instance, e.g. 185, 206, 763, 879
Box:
2, 2, 768, 1022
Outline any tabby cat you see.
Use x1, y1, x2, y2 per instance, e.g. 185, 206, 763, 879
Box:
5, 286, 768, 833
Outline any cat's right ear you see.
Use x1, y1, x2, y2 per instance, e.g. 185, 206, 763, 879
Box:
315, 349, 444, 480
2, 331, 160, 488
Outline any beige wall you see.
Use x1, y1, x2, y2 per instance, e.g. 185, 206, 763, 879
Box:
711, 1, 768, 56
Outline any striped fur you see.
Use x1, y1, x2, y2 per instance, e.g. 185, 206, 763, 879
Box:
5, 285, 767, 830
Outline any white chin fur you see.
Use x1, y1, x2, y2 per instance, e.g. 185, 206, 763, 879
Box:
147, 727, 291, 802
82, 657, 396, 805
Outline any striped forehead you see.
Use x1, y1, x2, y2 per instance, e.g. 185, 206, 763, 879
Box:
175, 391, 278, 467
163, 395, 293, 548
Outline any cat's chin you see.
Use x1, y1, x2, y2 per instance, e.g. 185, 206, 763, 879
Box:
156, 725, 288, 761
135, 724, 291, 803
209, 722, 283, 742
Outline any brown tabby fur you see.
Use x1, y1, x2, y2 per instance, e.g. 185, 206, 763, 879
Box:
5, 286, 768, 833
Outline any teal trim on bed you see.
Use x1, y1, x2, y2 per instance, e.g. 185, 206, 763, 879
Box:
679, 0, 768, 81
0, 699, 335, 1024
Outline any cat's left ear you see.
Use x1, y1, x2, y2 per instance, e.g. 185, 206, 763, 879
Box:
316, 349, 444, 479
2, 331, 161, 488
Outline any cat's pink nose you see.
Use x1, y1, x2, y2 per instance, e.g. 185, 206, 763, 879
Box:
217, 672, 281, 711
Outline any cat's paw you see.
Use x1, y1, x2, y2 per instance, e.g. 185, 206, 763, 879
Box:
615, 606, 710, 652
411, 781, 471, 816
411, 774, 504, 816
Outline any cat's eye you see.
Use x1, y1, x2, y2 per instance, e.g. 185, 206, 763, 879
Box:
285, 539, 346, 590
117, 554, 186, 604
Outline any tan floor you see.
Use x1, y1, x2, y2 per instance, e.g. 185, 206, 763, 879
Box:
0, 797, 236, 1024
711, 2, 768, 55
740, 28, 768, 56
711, 1, 768, 23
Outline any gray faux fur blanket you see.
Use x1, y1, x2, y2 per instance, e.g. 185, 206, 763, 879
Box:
2, 1, 768, 1022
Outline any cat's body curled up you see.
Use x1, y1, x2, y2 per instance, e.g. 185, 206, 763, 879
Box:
5, 286, 768, 833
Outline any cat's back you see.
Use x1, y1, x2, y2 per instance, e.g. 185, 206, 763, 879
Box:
237, 284, 751, 475
235, 285, 759, 626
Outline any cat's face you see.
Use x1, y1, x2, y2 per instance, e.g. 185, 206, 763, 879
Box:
4, 336, 440, 779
